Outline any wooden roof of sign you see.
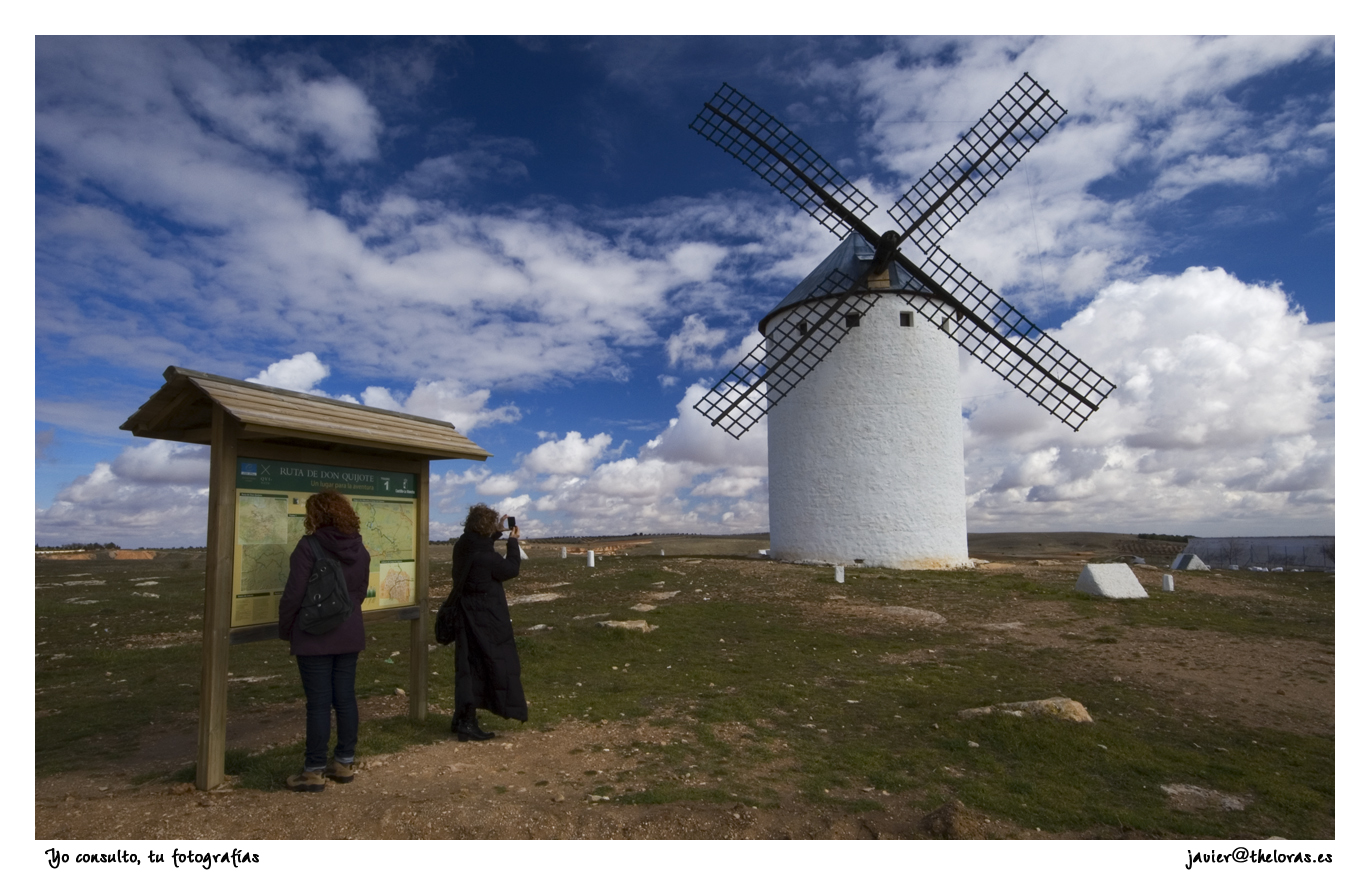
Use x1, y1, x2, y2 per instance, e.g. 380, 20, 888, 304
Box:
121, 366, 491, 461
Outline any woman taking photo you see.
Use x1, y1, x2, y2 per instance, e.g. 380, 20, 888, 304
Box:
277, 490, 370, 791
448, 503, 528, 740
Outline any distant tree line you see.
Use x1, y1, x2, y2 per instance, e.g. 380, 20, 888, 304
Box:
36, 542, 120, 551
1136, 533, 1193, 543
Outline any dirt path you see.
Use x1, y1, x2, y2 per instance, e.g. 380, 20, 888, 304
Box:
36, 712, 1046, 840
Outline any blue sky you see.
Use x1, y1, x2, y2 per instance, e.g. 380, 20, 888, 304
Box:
34, 36, 1335, 546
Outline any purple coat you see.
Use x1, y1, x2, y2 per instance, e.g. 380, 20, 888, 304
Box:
277, 525, 370, 656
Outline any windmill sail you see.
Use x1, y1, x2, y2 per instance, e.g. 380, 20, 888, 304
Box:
895, 243, 1115, 431
689, 76, 1113, 439
888, 73, 1067, 250
693, 258, 874, 439
690, 83, 878, 237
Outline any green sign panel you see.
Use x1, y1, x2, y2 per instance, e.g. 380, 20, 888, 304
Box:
236, 458, 416, 498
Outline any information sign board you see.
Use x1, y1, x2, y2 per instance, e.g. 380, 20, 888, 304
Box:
230, 457, 418, 627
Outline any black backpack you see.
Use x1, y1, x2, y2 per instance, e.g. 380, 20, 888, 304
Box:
298, 535, 353, 635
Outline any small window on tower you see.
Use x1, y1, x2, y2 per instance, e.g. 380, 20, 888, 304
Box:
900, 311, 913, 327
798, 319, 810, 336
845, 313, 861, 328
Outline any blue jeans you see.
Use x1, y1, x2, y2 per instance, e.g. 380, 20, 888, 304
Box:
295, 653, 359, 771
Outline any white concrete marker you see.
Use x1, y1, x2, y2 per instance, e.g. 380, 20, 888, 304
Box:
1075, 563, 1148, 599
660, 549, 665, 556
560, 546, 567, 559
835, 565, 845, 583
1162, 574, 1175, 592
587, 550, 595, 568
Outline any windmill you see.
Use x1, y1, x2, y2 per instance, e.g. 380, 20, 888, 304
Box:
690, 74, 1115, 569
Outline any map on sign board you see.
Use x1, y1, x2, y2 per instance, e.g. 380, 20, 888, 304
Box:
229, 458, 419, 628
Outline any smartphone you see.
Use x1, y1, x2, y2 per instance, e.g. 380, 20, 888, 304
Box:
507, 516, 516, 530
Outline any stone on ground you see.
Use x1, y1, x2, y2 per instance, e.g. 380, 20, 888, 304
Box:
597, 619, 657, 632
958, 696, 1093, 723
880, 606, 947, 625
1160, 783, 1251, 812
1075, 563, 1149, 599
920, 799, 985, 839
507, 592, 562, 605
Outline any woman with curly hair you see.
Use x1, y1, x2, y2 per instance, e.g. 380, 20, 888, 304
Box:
445, 502, 527, 740
277, 490, 370, 791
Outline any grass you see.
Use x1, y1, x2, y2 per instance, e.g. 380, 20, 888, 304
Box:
36, 551, 1334, 838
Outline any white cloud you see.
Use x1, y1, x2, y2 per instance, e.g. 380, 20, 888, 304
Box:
523, 431, 612, 476
37, 38, 784, 388
247, 352, 330, 393
961, 267, 1333, 535
37, 269, 1332, 543
110, 440, 210, 485
244, 354, 521, 434
829, 36, 1333, 311
36, 443, 211, 546
189, 64, 382, 164
642, 383, 768, 469
666, 314, 729, 370
476, 474, 521, 496
360, 379, 520, 434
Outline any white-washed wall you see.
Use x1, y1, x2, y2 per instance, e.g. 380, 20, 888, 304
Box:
766, 294, 970, 569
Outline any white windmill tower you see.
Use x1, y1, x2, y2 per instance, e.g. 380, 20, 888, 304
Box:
690, 75, 1115, 569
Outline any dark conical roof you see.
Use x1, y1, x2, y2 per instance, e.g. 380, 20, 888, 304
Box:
762, 232, 932, 328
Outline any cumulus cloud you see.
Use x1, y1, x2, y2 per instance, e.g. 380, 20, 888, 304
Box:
523, 431, 613, 476
247, 352, 332, 394
37, 269, 1333, 543
476, 474, 521, 496
962, 268, 1333, 535
666, 314, 729, 370
36, 442, 211, 545
360, 379, 520, 434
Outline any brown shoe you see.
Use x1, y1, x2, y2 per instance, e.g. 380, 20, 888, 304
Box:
324, 759, 355, 783
286, 769, 325, 792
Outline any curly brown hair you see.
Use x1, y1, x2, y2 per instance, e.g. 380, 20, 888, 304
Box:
304, 490, 360, 535
463, 503, 502, 537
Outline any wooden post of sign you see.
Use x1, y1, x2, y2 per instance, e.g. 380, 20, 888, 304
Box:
197, 404, 239, 790
409, 459, 430, 723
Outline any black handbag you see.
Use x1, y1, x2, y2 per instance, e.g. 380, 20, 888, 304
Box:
434, 592, 460, 645
434, 546, 475, 645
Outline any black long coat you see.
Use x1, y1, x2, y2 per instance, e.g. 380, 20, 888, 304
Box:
450, 530, 528, 721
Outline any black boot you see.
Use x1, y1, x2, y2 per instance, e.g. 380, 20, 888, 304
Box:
452, 706, 495, 741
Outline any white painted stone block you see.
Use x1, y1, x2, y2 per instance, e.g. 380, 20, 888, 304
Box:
560, 546, 567, 559
1075, 564, 1148, 599
1171, 553, 1209, 571
835, 565, 845, 583
587, 550, 595, 568
1162, 574, 1175, 592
